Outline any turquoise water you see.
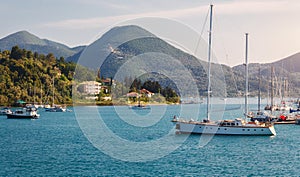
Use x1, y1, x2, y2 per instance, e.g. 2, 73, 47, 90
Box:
0, 105, 300, 176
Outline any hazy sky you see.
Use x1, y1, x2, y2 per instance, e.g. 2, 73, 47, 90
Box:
1, 0, 299, 66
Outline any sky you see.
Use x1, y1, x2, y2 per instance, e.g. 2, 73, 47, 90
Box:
1, 0, 300, 66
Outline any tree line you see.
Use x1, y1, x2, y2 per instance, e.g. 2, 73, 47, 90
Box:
0, 46, 77, 106
129, 79, 179, 103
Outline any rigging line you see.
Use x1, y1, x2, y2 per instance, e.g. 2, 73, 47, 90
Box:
213, 8, 228, 62
193, 6, 210, 56
214, 9, 241, 101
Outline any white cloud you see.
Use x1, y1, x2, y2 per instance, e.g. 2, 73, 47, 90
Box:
42, 0, 299, 30
42, 5, 209, 30
216, 0, 290, 15
75, 0, 130, 10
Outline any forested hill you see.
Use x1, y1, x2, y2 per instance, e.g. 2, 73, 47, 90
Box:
0, 31, 85, 58
0, 46, 77, 106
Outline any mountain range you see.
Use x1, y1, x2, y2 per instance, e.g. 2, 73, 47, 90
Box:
1, 28, 300, 97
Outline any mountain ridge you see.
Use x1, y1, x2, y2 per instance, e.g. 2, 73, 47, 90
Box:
1, 29, 299, 68
0, 31, 86, 58
1, 27, 300, 96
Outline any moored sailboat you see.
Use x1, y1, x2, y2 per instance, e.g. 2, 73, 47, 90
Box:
44, 77, 66, 112
175, 5, 276, 136
249, 66, 277, 123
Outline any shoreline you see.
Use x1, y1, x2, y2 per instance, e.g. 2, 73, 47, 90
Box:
72, 101, 174, 107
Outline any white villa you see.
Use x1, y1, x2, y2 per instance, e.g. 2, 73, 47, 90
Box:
81, 81, 102, 95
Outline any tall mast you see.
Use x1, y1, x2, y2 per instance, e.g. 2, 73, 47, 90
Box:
40, 84, 43, 104
271, 66, 274, 112
53, 76, 55, 106
34, 81, 36, 105
207, 4, 213, 121
245, 33, 249, 120
258, 65, 261, 112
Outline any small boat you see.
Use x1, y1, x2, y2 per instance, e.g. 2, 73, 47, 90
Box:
289, 107, 300, 113
172, 115, 179, 122
0, 107, 12, 116
274, 113, 296, 124
45, 105, 66, 112
129, 90, 150, 110
33, 104, 44, 109
44, 104, 51, 109
249, 111, 277, 123
7, 106, 39, 119
130, 104, 150, 110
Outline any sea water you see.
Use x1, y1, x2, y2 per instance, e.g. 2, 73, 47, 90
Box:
0, 104, 299, 176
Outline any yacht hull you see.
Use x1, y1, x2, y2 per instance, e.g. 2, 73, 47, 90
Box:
176, 122, 276, 136
7, 114, 39, 119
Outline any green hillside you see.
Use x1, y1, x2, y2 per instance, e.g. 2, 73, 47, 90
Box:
94, 26, 229, 98
96, 25, 300, 98
0, 46, 77, 106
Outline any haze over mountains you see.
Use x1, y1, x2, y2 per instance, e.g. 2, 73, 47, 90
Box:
1, 27, 300, 97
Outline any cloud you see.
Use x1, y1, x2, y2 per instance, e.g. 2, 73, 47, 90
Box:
216, 0, 292, 15
75, 0, 130, 10
42, 0, 299, 30
42, 6, 208, 30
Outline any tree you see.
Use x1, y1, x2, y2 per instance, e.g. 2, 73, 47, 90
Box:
46, 53, 56, 64
10, 46, 23, 59
142, 80, 161, 93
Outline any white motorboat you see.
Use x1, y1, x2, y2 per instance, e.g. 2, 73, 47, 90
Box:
7, 106, 39, 119
45, 105, 66, 112
0, 107, 12, 115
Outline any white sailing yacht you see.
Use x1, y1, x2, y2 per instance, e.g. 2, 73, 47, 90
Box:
45, 77, 66, 112
175, 5, 276, 136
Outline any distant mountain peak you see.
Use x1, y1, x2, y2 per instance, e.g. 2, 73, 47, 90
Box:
13, 30, 31, 35
1, 30, 46, 46
0, 30, 86, 58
